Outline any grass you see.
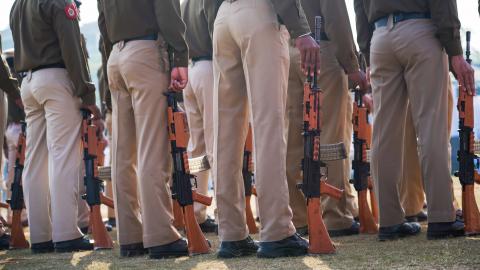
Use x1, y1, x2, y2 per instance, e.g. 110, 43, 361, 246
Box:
0, 179, 479, 270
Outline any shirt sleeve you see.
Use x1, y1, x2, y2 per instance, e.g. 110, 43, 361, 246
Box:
353, 0, 373, 66
428, 0, 462, 56
321, 0, 359, 74
0, 56, 20, 98
153, 0, 189, 67
51, 2, 96, 105
271, 0, 311, 39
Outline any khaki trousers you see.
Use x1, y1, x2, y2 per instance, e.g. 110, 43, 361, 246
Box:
370, 18, 455, 227
400, 80, 459, 216
105, 111, 115, 219
108, 39, 180, 247
183, 60, 215, 224
286, 43, 356, 230
213, 0, 295, 242
21, 68, 84, 243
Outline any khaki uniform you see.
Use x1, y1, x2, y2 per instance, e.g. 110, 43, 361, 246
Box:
286, 0, 359, 230
207, 0, 310, 242
10, 0, 96, 244
400, 78, 460, 216
98, 0, 189, 247
355, 0, 461, 227
181, 0, 215, 224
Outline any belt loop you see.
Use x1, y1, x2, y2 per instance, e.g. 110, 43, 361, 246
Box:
387, 14, 394, 31
117, 41, 125, 51
26, 71, 32, 82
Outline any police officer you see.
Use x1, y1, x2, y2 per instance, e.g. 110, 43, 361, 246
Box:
10, 0, 101, 252
206, 0, 319, 258
181, 0, 218, 233
286, 0, 367, 237
0, 34, 23, 251
98, 0, 190, 259
354, 0, 474, 240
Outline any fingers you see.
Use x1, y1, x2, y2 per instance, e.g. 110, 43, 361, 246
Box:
314, 48, 321, 74
304, 49, 312, 76
300, 45, 307, 73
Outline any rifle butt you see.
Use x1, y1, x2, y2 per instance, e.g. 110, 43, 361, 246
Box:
368, 179, 379, 223
90, 205, 114, 249
475, 172, 480, 185
183, 205, 210, 255
462, 185, 480, 236
307, 198, 336, 254
245, 195, 258, 234
320, 182, 343, 200
10, 210, 29, 249
192, 191, 212, 206
172, 200, 185, 230
100, 194, 114, 209
251, 186, 257, 197
357, 190, 378, 234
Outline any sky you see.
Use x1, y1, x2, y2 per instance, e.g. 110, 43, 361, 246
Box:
1, 0, 480, 50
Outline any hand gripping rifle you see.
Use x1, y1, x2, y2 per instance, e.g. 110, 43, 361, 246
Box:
80, 109, 114, 249
350, 89, 378, 233
455, 31, 480, 235
166, 92, 212, 255
7, 122, 29, 249
243, 125, 258, 234
297, 16, 344, 255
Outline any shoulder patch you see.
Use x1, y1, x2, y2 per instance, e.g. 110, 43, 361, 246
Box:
65, 2, 79, 20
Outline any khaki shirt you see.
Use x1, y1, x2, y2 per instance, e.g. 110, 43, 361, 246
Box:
10, 0, 96, 105
182, 0, 213, 59
301, 0, 359, 74
354, 0, 462, 65
98, 0, 189, 67
205, 0, 311, 39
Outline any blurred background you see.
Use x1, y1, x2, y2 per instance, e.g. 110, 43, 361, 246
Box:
1, 0, 479, 172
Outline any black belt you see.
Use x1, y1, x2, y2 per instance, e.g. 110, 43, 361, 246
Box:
318, 32, 329, 41
116, 34, 158, 45
374, 12, 431, 29
31, 62, 66, 72
191, 55, 212, 63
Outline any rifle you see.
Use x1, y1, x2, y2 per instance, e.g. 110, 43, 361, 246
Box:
350, 89, 378, 233
166, 92, 211, 255
455, 31, 480, 235
298, 16, 344, 255
7, 122, 29, 249
81, 110, 113, 249
243, 125, 258, 234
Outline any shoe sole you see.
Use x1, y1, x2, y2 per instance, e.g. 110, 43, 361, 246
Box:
378, 231, 421, 241
427, 230, 465, 240
217, 248, 257, 259
120, 249, 148, 258
328, 230, 359, 238
257, 247, 307, 258
32, 249, 54, 254
149, 251, 189, 259
55, 247, 93, 253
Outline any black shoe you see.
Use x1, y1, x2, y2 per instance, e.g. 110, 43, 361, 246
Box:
31, 240, 54, 254
54, 236, 94, 252
107, 218, 116, 228
0, 233, 10, 250
120, 242, 148, 257
378, 222, 421, 241
218, 236, 258, 258
257, 234, 308, 258
80, 226, 89, 234
199, 217, 218, 233
296, 226, 308, 237
406, 211, 428, 223
427, 220, 465, 239
149, 238, 189, 259
328, 221, 360, 237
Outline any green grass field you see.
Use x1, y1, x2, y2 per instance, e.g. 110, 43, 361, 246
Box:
1, 179, 479, 270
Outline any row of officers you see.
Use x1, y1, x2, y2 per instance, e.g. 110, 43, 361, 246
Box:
0, 0, 477, 259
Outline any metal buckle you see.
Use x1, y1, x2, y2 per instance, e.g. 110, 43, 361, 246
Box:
474, 141, 480, 155
98, 166, 111, 181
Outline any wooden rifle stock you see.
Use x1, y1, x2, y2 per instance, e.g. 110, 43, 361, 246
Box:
81, 110, 113, 249
243, 125, 258, 234
320, 181, 343, 200
307, 198, 335, 254
351, 88, 378, 233
100, 193, 114, 209
456, 31, 480, 236
0, 202, 8, 209
166, 92, 211, 255
9, 122, 29, 249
